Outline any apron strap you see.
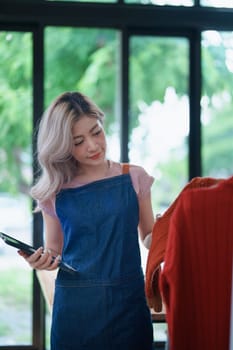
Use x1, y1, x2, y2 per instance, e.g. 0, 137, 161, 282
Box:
122, 163, 130, 174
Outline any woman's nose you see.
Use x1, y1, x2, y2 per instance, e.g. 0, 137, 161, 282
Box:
86, 138, 97, 151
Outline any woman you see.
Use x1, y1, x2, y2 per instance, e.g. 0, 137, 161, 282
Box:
19, 91, 155, 350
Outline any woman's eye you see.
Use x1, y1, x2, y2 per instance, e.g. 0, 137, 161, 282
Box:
93, 129, 102, 136
74, 140, 83, 146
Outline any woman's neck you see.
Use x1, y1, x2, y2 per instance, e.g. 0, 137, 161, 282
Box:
76, 159, 111, 183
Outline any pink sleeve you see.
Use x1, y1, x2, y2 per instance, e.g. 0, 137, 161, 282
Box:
38, 196, 57, 218
129, 165, 154, 199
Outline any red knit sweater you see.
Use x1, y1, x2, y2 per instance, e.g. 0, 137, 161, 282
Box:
160, 176, 233, 350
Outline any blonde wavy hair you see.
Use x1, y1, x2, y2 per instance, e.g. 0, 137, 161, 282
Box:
30, 91, 105, 204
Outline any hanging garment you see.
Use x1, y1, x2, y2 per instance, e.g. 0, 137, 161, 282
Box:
145, 176, 223, 312
160, 176, 233, 350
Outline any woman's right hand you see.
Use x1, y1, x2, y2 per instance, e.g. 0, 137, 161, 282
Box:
18, 247, 61, 271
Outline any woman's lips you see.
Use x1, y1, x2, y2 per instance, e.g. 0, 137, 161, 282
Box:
89, 153, 101, 160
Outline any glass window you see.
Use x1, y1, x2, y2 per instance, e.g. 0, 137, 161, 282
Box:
125, 0, 193, 5
44, 27, 120, 346
46, 0, 117, 3
0, 31, 33, 346
201, 31, 233, 177
201, 0, 233, 7
129, 35, 189, 216
46, 0, 192, 3
128, 40, 189, 344
129, 39, 189, 328
45, 27, 120, 161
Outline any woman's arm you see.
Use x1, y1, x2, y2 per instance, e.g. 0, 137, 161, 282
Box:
138, 192, 154, 249
42, 211, 64, 256
18, 211, 64, 271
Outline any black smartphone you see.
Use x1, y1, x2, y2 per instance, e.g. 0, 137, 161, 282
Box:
0, 231, 77, 274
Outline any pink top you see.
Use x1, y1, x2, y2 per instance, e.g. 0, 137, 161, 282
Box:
39, 161, 154, 218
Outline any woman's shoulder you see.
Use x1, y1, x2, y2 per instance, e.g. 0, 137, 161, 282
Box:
110, 160, 154, 198
129, 163, 147, 174
109, 160, 148, 175
128, 163, 154, 182
129, 163, 154, 198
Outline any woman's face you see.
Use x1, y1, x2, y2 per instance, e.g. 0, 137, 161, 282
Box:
71, 115, 107, 166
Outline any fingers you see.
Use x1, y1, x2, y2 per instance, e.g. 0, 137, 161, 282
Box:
18, 247, 60, 271
27, 248, 52, 270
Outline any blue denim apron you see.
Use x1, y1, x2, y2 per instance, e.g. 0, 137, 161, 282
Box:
51, 172, 153, 350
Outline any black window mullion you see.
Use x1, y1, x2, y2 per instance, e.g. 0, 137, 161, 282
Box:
120, 28, 130, 163
32, 24, 46, 350
189, 30, 202, 179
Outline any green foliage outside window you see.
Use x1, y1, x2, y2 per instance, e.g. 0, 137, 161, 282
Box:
0, 29, 233, 198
